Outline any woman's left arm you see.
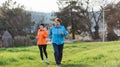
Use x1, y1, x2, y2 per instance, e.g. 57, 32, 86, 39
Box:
62, 26, 68, 37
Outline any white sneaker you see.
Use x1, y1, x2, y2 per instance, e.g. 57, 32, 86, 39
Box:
56, 65, 60, 67
46, 58, 49, 63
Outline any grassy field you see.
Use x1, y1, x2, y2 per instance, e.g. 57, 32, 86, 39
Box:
0, 41, 120, 67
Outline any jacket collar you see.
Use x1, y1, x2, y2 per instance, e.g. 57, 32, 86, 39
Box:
39, 29, 45, 31
54, 25, 62, 28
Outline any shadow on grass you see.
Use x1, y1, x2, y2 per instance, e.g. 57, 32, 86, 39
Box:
61, 64, 92, 67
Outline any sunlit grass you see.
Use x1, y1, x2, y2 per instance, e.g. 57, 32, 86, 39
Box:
0, 41, 120, 67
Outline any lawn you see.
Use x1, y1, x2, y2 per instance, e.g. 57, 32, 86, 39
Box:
0, 41, 120, 67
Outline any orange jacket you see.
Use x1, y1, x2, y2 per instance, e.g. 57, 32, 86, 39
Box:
37, 29, 48, 45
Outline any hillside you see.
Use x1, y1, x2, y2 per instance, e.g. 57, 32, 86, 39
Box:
0, 41, 120, 67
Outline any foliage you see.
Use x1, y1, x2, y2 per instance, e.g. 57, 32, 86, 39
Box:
55, 0, 108, 39
107, 30, 119, 41
28, 34, 35, 40
0, 0, 34, 36
56, 0, 91, 39
14, 36, 33, 47
104, 2, 120, 32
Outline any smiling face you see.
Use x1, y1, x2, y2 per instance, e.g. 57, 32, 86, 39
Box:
55, 21, 60, 27
39, 25, 44, 30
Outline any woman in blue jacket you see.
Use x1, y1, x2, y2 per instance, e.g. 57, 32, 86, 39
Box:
49, 18, 68, 67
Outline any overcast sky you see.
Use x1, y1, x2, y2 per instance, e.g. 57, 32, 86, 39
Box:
0, 0, 59, 12
0, 0, 119, 12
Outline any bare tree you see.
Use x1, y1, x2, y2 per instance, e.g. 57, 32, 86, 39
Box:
56, 0, 114, 40
104, 2, 120, 32
56, 0, 92, 39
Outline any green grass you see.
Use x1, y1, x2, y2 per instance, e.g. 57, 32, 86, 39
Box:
0, 41, 120, 67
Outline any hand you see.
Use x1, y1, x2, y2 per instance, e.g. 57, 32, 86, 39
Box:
61, 32, 64, 35
36, 36, 38, 39
41, 32, 44, 35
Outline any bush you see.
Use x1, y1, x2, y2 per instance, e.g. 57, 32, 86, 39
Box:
29, 34, 35, 40
14, 36, 26, 47
107, 30, 119, 41
32, 39, 37, 45
14, 36, 33, 47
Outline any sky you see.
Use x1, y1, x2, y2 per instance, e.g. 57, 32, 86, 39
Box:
0, 0, 59, 13
0, 0, 119, 12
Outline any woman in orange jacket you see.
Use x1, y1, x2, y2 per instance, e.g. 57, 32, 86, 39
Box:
37, 24, 49, 63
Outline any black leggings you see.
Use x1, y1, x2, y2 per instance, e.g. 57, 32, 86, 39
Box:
38, 45, 48, 60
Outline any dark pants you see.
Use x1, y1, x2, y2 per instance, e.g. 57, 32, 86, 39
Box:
52, 43, 64, 65
38, 45, 48, 60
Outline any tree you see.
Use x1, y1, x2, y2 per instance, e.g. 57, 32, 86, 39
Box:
0, 0, 34, 36
56, 0, 103, 39
56, 0, 115, 40
56, 0, 90, 39
104, 2, 120, 32
103, 1, 120, 40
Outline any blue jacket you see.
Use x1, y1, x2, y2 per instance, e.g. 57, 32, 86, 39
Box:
49, 25, 68, 45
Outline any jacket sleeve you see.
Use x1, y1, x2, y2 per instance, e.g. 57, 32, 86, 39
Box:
62, 26, 68, 37
43, 30, 48, 38
49, 27, 52, 39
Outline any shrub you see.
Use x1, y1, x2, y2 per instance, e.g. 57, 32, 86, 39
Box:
14, 36, 33, 47
107, 30, 119, 41
14, 36, 26, 47
29, 34, 35, 40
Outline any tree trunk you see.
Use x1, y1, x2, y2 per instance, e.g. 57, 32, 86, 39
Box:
71, 20, 75, 39
94, 24, 100, 39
